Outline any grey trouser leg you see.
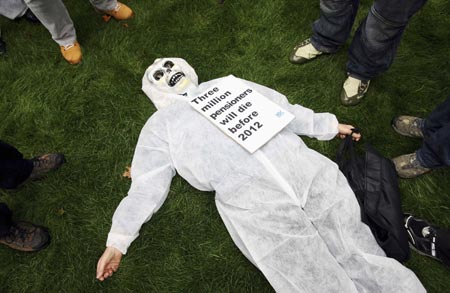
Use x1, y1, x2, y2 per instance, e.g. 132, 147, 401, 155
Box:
23, 0, 76, 46
89, 0, 117, 11
0, 0, 28, 20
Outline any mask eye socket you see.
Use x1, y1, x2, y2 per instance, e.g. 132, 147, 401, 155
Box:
153, 70, 164, 81
163, 61, 174, 69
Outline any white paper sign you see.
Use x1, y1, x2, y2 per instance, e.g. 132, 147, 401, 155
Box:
189, 76, 294, 153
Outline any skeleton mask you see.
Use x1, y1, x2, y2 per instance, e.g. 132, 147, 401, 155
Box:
142, 58, 199, 110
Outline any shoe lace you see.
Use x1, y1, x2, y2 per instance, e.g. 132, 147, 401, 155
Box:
33, 156, 48, 168
422, 226, 438, 257
359, 81, 369, 91
33, 154, 57, 169
411, 118, 424, 134
63, 44, 75, 51
6, 224, 32, 244
300, 39, 311, 46
113, 3, 122, 12
408, 154, 428, 170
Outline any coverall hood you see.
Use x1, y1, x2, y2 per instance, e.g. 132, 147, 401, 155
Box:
142, 57, 199, 110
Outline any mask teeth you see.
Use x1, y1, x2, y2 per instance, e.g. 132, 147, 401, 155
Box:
169, 72, 185, 86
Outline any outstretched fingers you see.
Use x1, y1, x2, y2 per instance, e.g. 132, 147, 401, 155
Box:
96, 247, 122, 281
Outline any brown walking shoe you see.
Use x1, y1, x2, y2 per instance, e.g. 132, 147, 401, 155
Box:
392, 152, 431, 179
391, 116, 425, 138
60, 41, 82, 65
29, 153, 65, 180
0, 222, 50, 252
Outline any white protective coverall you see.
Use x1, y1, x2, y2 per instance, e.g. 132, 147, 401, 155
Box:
106, 58, 426, 292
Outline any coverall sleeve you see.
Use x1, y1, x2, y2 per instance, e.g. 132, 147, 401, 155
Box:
239, 78, 339, 140
106, 117, 176, 254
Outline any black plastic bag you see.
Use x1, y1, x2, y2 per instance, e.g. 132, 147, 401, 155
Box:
336, 132, 411, 262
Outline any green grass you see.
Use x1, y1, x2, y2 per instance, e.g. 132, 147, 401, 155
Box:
0, 0, 449, 292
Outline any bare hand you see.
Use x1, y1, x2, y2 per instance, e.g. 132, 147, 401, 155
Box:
337, 124, 361, 141
96, 247, 123, 281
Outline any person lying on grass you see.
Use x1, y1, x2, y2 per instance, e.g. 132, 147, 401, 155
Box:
96, 58, 425, 292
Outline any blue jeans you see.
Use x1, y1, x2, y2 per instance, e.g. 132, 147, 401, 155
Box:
416, 97, 450, 169
310, 0, 427, 80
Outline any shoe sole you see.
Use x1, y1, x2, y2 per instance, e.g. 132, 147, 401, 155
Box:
340, 91, 366, 106
288, 52, 324, 65
94, 8, 135, 21
409, 243, 442, 263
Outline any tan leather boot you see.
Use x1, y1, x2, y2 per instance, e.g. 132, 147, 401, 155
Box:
60, 41, 82, 65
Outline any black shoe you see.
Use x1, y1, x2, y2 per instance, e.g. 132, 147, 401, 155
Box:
0, 36, 6, 56
23, 9, 40, 24
0, 221, 50, 252
404, 214, 439, 261
29, 153, 66, 180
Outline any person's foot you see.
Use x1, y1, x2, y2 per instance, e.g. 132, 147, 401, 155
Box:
0, 221, 50, 252
60, 42, 82, 65
23, 9, 40, 23
404, 214, 440, 261
340, 75, 370, 106
0, 36, 6, 56
100, 2, 134, 20
392, 152, 431, 179
288, 38, 323, 64
29, 153, 65, 180
391, 116, 425, 138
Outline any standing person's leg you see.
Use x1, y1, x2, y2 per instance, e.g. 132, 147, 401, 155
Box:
0, 203, 13, 237
89, 0, 116, 11
391, 96, 449, 177
22, 0, 82, 64
289, 0, 359, 64
311, 0, 360, 53
22, 0, 76, 47
341, 0, 427, 105
0, 140, 33, 189
0, 140, 66, 189
416, 97, 450, 169
0, 0, 28, 19
422, 96, 450, 133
